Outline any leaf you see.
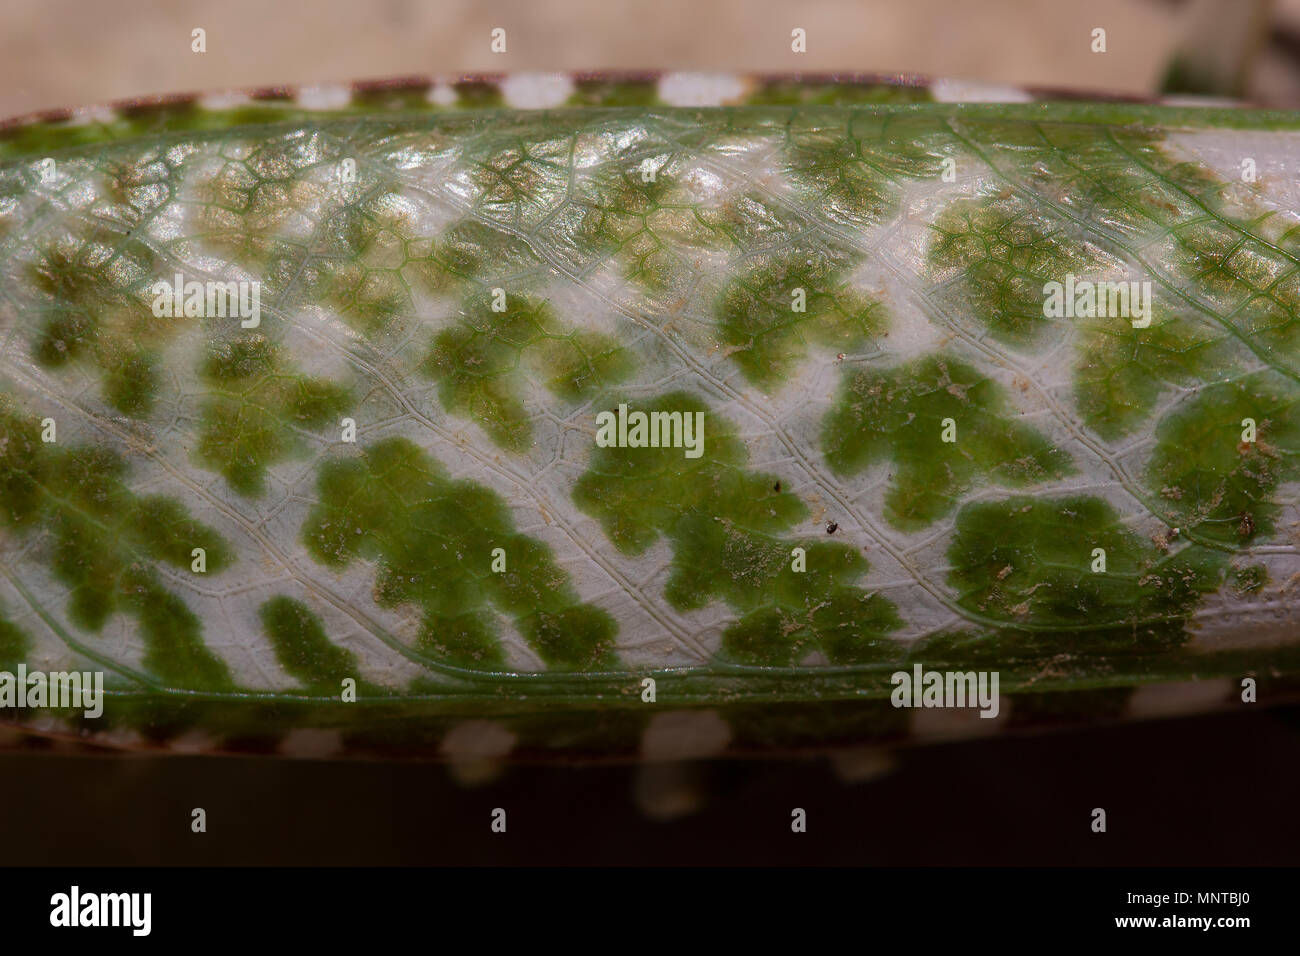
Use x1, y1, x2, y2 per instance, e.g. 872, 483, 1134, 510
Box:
0, 81, 1296, 755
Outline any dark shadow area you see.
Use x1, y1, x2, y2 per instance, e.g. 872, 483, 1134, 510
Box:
1, 704, 1295, 865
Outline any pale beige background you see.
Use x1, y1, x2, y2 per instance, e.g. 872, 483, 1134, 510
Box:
3, 0, 1300, 118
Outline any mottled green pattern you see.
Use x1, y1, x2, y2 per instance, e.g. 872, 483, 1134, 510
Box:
197, 335, 352, 497
0, 85, 1296, 755
1146, 372, 1300, 547
823, 356, 1073, 529
27, 236, 167, 416
949, 496, 1223, 644
0, 610, 30, 672
573, 393, 901, 665
422, 292, 632, 450
259, 596, 359, 691
0, 397, 233, 689
716, 247, 886, 389
303, 437, 616, 670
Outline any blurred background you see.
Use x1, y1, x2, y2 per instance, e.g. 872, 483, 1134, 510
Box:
4, 0, 1300, 117
2, 0, 1299, 865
